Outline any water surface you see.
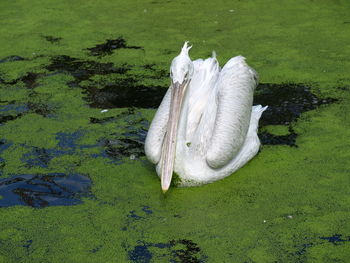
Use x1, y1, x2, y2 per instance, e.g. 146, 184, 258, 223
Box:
0, 0, 350, 262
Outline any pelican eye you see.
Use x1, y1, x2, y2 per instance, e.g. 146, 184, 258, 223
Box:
184, 72, 189, 81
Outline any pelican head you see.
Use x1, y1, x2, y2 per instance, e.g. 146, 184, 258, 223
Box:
161, 42, 193, 192
170, 42, 194, 84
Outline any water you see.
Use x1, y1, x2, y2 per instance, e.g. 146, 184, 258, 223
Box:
0, 0, 349, 262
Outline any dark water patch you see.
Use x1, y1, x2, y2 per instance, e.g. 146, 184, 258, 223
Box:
259, 128, 297, 147
129, 242, 153, 263
2, 53, 168, 110
0, 173, 92, 208
86, 36, 142, 57
0, 102, 54, 125
56, 130, 104, 151
0, 139, 12, 154
0, 54, 45, 67
101, 138, 144, 160
22, 147, 52, 168
128, 239, 206, 263
127, 210, 144, 220
0, 140, 13, 175
98, 113, 148, 161
337, 86, 350, 92
1, 71, 46, 91
90, 116, 115, 124
17, 125, 148, 168
46, 55, 130, 82
142, 64, 168, 79
0, 55, 25, 63
0, 102, 52, 124
23, 239, 33, 249
0, 104, 29, 113
0, 76, 20, 85
143, 64, 156, 70
161, 49, 175, 55
122, 205, 154, 232
0, 100, 15, 104
254, 83, 337, 146
87, 82, 335, 118
254, 83, 337, 126
0, 65, 44, 87
21, 72, 41, 89
85, 81, 167, 108
56, 131, 83, 150
42, 35, 62, 44
320, 234, 350, 244
21, 131, 97, 168
294, 235, 350, 261
91, 110, 148, 161
169, 239, 205, 263
0, 113, 23, 124
142, 206, 153, 215
27, 102, 53, 117
127, 206, 153, 220
90, 245, 103, 253
295, 242, 314, 257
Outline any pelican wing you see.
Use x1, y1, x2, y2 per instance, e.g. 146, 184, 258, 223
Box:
206, 56, 258, 169
144, 87, 172, 164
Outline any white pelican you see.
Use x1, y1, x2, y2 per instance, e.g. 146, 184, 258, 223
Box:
145, 42, 267, 192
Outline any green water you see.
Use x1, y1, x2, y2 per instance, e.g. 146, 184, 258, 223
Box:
1, 0, 350, 262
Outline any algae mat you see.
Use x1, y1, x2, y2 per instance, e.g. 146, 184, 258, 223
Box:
1, 0, 350, 262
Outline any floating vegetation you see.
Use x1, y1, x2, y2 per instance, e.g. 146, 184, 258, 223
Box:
0, 1, 349, 262
86, 36, 142, 57
0, 38, 343, 263
0, 173, 92, 208
0, 55, 25, 63
90, 108, 135, 124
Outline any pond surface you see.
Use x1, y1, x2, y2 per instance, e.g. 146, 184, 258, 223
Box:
1, 0, 350, 262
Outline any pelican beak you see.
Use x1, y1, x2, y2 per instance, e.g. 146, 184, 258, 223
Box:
161, 79, 189, 193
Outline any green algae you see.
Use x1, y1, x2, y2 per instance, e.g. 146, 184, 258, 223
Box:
261, 125, 290, 136
1, 0, 350, 262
